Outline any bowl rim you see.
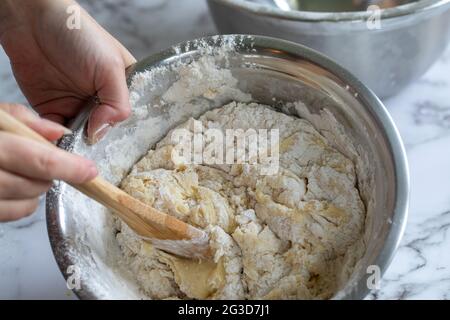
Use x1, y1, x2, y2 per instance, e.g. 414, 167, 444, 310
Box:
46, 34, 409, 300
208, 0, 450, 22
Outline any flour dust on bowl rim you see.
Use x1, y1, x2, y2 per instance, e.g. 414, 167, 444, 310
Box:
46, 35, 409, 300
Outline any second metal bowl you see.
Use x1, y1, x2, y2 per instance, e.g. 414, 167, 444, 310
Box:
208, 0, 450, 98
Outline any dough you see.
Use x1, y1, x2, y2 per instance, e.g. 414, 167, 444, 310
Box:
116, 102, 365, 299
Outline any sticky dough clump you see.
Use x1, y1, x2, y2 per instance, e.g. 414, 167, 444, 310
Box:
116, 102, 365, 299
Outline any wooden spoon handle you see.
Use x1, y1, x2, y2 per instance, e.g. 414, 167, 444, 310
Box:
0, 109, 204, 242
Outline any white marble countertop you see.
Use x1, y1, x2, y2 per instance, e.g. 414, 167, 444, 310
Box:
0, 0, 449, 300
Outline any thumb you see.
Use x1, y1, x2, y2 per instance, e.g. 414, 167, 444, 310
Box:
87, 66, 132, 144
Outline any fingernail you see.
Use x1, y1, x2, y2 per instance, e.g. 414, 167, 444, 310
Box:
88, 123, 111, 145
62, 127, 73, 135
40, 117, 72, 136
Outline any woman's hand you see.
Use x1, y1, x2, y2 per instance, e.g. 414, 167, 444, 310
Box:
0, 103, 98, 221
0, 0, 136, 144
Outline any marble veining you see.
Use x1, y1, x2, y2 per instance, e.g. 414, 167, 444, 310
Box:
0, 0, 449, 300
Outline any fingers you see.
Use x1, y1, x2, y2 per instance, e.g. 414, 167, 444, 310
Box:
34, 97, 86, 126
121, 47, 137, 67
0, 169, 52, 199
0, 103, 70, 141
0, 132, 98, 184
87, 64, 131, 144
0, 116, 96, 222
30, 116, 72, 141
0, 170, 51, 222
41, 113, 66, 125
114, 38, 137, 67
88, 11, 137, 67
0, 198, 40, 222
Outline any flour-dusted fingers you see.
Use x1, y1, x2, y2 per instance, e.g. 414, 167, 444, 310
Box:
0, 198, 40, 222
0, 132, 98, 184
0, 169, 52, 200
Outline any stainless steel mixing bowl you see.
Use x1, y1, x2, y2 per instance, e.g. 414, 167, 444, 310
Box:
207, 0, 450, 98
46, 35, 409, 300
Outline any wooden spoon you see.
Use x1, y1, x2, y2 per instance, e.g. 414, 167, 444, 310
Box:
0, 109, 211, 259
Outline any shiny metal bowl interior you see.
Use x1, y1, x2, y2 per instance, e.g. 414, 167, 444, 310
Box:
46, 35, 409, 300
267, 0, 420, 12
207, 0, 450, 98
